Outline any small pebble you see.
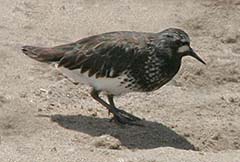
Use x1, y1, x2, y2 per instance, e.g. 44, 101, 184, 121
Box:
91, 135, 121, 150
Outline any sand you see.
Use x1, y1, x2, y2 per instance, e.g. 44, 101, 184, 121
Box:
0, 0, 240, 161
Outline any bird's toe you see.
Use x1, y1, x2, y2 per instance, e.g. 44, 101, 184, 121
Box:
110, 113, 143, 126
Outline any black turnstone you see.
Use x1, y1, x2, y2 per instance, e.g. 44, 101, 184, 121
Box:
22, 28, 206, 125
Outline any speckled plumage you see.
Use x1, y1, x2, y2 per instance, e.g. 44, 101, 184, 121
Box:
22, 28, 205, 125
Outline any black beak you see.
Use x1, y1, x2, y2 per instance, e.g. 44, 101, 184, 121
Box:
189, 48, 206, 65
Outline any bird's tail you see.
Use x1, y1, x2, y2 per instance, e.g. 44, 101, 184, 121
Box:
21, 44, 73, 62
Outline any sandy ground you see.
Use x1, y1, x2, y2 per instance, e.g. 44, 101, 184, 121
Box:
0, 0, 240, 161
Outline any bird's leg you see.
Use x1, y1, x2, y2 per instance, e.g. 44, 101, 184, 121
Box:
90, 89, 141, 125
107, 94, 141, 121
107, 94, 115, 116
107, 94, 115, 107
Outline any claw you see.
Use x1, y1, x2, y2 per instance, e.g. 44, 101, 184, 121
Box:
110, 112, 143, 126
116, 109, 141, 121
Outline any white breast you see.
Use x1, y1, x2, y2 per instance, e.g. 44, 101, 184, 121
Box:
57, 67, 133, 96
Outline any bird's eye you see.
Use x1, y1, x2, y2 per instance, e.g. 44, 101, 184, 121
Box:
176, 39, 189, 46
184, 41, 190, 46
175, 39, 183, 45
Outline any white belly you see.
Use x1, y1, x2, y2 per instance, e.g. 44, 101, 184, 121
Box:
57, 67, 132, 95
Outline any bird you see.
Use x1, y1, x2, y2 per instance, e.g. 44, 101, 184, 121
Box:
22, 28, 206, 125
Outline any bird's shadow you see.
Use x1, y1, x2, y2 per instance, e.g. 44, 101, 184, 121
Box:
45, 114, 196, 150
41, 114, 196, 150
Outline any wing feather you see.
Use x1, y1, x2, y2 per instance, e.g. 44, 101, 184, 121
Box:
58, 31, 151, 78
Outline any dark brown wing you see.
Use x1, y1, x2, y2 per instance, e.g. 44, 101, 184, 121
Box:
58, 31, 154, 78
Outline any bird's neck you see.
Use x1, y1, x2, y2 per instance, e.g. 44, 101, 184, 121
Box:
166, 54, 182, 76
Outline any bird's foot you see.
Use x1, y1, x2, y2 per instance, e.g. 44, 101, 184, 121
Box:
110, 109, 142, 126
115, 109, 141, 121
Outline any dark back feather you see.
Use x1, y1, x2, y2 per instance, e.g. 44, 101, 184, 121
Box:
58, 31, 156, 78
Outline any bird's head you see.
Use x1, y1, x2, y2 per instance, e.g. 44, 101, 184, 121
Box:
159, 28, 206, 65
